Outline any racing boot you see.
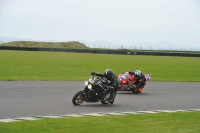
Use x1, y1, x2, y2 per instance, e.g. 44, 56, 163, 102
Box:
109, 99, 114, 104
137, 88, 143, 94
109, 90, 117, 104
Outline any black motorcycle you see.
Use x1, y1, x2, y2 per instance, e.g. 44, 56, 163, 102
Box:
72, 74, 111, 105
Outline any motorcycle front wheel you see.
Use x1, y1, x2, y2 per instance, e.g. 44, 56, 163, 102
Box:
72, 90, 86, 105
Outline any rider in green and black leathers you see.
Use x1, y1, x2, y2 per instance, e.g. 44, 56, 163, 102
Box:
90, 69, 119, 104
128, 70, 146, 94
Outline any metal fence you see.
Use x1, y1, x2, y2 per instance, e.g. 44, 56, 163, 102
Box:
0, 46, 200, 57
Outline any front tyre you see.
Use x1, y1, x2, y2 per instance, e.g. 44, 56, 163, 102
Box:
72, 90, 86, 105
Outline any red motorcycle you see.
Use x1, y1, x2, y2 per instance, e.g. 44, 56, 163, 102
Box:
118, 72, 152, 93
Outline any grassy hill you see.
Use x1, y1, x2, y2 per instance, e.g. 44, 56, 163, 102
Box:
1, 41, 88, 49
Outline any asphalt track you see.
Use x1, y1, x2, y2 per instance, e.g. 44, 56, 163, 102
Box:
0, 81, 200, 119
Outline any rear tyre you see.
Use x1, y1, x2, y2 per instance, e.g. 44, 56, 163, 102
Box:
132, 90, 136, 93
72, 90, 85, 105
132, 89, 137, 93
100, 93, 110, 104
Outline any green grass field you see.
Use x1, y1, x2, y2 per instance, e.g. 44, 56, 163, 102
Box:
0, 112, 200, 133
0, 50, 200, 81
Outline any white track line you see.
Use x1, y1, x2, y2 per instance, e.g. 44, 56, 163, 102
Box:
0, 108, 200, 123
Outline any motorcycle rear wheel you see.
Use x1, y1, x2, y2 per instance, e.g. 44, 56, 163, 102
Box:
72, 90, 85, 105
100, 93, 110, 104
101, 100, 109, 104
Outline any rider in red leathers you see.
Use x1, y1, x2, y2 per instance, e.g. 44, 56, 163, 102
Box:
128, 70, 146, 94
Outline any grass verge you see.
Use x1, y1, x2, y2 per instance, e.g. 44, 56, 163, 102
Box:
0, 112, 200, 133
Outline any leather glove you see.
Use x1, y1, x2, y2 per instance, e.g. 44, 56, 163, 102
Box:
108, 86, 114, 90
90, 72, 96, 75
105, 86, 113, 90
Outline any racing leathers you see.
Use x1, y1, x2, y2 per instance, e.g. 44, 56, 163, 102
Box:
128, 71, 146, 93
93, 73, 119, 104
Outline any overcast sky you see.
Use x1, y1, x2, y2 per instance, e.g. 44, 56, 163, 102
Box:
0, 0, 200, 48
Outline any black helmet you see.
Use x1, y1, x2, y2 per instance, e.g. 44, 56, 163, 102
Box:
134, 70, 141, 79
104, 69, 113, 80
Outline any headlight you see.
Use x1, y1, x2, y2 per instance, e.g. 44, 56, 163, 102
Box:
85, 81, 88, 86
88, 78, 95, 84
88, 84, 92, 89
91, 80, 95, 84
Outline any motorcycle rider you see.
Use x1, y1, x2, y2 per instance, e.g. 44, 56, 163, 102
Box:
90, 69, 119, 104
128, 70, 146, 94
